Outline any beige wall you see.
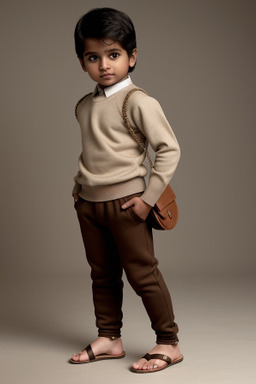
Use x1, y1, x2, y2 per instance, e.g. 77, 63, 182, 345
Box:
1, 0, 255, 280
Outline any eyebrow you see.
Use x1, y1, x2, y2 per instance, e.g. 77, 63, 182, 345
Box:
84, 48, 122, 57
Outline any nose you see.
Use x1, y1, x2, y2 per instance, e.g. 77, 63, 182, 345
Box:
99, 57, 110, 70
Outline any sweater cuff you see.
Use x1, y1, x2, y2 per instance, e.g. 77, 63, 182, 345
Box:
141, 194, 159, 207
140, 175, 170, 207
140, 184, 162, 207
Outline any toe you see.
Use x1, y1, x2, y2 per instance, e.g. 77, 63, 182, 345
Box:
132, 358, 147, 370
77, 351, 89, 362
145, 359, 166, 371
71, 351, 89, 363
142, 361, 150, 370
147, 361, 156, 370
71, 353, 79, 362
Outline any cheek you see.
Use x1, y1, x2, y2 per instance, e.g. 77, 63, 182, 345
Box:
84, 64, 96, 74
79, 58, 87, 72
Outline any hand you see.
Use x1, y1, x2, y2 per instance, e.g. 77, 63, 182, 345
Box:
73, 193, 79, 203
121, 197, 152, 221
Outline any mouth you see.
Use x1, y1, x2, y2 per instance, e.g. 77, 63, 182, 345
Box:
100, 73, 114, 79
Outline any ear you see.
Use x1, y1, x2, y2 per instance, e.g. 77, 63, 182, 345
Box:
129, 48, 138, 68
79, 57, 87, 72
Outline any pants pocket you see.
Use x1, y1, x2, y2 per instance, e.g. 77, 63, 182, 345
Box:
129, 207, 145, 223
120, 193, 145, 223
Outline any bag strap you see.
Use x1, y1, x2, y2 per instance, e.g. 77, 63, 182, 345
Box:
122, 88, 154, 170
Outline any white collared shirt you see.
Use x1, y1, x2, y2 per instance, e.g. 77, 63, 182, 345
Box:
97, 76, 132, 97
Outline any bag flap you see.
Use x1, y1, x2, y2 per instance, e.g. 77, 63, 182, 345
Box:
154, 185, 176, 212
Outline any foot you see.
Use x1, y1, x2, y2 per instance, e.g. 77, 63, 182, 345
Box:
132, 344, 182, 372
70, 337, 124, 363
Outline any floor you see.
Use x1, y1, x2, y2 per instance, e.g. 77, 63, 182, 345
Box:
1, 273, 255, 384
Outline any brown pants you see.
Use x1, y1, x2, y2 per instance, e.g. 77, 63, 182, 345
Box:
75, 192, 179, 345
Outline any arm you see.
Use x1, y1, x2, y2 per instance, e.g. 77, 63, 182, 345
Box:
72, 170, 82, 201
129, 93, 180, 207
122, 93, 180, 219
72, 93, 92, 202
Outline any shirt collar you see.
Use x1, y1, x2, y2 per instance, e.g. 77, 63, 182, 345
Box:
97, 76, 132, 98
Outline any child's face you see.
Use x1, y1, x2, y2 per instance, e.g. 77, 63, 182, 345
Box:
79, 38, 137, 88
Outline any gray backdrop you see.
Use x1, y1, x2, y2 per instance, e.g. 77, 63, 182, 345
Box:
1, 0, 255, 281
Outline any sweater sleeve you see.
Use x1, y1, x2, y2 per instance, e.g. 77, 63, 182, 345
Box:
72, 179, 81, 195
129, 94, 180, 207
72, 169, 82, 195
72, 93, 93, 196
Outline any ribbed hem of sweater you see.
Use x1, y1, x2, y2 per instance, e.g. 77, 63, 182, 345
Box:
78, 177, 146, 202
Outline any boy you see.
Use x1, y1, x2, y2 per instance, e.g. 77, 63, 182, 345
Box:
70, 8, 183, 373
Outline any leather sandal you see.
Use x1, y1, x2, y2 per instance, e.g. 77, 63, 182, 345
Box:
69, 344, 125, 364
130, 353, 183, 373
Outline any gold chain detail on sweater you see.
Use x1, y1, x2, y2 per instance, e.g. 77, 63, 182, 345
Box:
122, 88, 154, 170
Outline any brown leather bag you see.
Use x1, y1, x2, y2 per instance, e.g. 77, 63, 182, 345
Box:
148, 184, 178, 230
122, 88, 178, 230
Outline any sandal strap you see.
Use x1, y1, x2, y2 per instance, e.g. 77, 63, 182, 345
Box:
83, 344, 95, 361
143, 353, 172, 365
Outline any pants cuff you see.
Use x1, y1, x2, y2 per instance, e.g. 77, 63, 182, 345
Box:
156, 335, 179, 345
157, 339, 179, 345
98, 330, 121, 339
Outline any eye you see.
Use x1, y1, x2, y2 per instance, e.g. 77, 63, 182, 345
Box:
88, 55, 98, 62
110, 52, 120, 59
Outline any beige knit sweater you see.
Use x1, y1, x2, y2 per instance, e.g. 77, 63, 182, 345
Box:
73, 84, 180, 207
